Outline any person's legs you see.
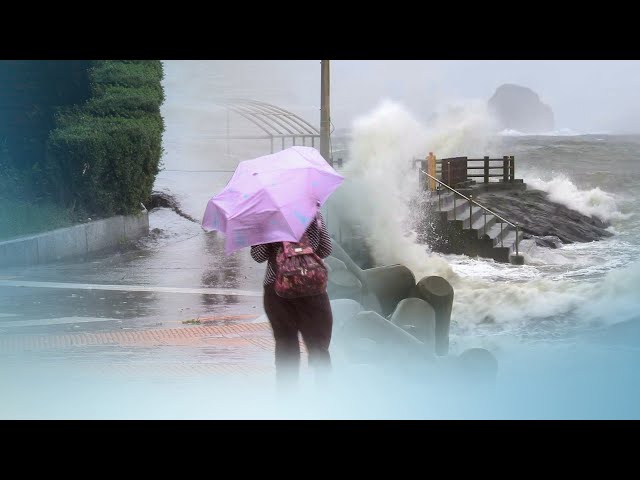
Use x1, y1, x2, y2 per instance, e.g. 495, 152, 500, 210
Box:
263, 284, 301, 392
296, 292, 333, 388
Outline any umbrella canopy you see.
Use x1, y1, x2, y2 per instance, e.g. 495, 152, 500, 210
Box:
202, 146, 344, 254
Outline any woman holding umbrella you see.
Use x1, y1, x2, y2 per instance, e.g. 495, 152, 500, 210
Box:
202, 146, 343, 392
250, 205, 333, 392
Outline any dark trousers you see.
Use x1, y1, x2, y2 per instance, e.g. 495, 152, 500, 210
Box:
263, 283, 333, 387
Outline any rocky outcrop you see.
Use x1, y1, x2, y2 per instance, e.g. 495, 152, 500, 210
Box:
474, 189, 612, 244
488, 84, 555, 133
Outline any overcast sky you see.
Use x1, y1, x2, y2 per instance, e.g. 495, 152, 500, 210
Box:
163, 60, 640, 134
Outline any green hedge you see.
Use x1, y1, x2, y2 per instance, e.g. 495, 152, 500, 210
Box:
48, 114, 163, 216
84, 85, 164, 118
0, 170, 21, 202
45, 60, 165, 217
89, 61, 163, 91
2, 137, 75, 240
0, 61, 91, 174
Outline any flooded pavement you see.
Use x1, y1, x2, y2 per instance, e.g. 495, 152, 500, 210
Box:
0, 178, 278, 417
0, 323, 283, 419
0, 62, 355, 418
0, 204, 268, 335
0, 136, 289, 418
0, 197, 283, 419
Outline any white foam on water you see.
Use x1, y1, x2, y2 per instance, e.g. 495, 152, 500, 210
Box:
336, 99, 640, 335
525, 173, 631, 222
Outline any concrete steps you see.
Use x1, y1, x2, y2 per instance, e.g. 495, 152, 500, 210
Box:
424, 191, 523, 264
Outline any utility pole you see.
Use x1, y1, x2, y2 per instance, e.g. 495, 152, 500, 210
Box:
319, 60, 332, 234
320, 60, 331, 163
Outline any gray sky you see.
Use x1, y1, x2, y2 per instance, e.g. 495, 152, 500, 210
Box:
163, 60, 640, 134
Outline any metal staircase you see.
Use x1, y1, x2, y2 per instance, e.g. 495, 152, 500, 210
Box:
419, 170, 524, 264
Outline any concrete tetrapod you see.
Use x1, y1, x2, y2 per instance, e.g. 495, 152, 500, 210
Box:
389, 297, 436, 354
411, 276, 454, 356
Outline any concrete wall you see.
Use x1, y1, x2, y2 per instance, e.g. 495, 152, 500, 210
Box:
0, 211, 149, 268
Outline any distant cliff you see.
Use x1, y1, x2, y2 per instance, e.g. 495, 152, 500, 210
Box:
488, 84, 555, 133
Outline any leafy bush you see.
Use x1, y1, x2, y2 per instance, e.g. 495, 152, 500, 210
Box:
84, 85, 164, 118
46, 60, 165, 216
1, 60, 165, 239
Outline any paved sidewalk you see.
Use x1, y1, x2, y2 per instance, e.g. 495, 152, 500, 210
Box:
0, 317, 316, 379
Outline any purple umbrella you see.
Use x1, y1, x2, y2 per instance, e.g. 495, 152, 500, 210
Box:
202, 146, 344, 254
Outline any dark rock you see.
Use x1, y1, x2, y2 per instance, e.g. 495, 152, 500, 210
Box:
489, 84, 555, 133
474, 189, 613, 244
532, 235, 563, 249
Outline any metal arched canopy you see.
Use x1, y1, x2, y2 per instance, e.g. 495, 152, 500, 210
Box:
210, 98, 320, 153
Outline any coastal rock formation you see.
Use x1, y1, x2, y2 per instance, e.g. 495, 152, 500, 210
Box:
473, 189, 612, 244
488, 84, 555, 133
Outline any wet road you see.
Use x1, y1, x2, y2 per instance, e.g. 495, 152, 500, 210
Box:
3, 200, 640, 419
1, 61, 333, 418
0, 171, 282, 421
0, 207, 268, 336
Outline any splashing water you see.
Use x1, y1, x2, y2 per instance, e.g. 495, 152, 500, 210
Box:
334, 99, 640, 342
525, 173, 631, 222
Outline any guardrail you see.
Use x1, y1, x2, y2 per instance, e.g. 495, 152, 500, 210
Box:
420, 169, 520, 256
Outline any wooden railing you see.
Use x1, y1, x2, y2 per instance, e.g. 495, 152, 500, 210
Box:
436, 156, 515, 186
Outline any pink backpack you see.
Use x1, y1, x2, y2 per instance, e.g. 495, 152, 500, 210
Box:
274, 220, 328, 299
